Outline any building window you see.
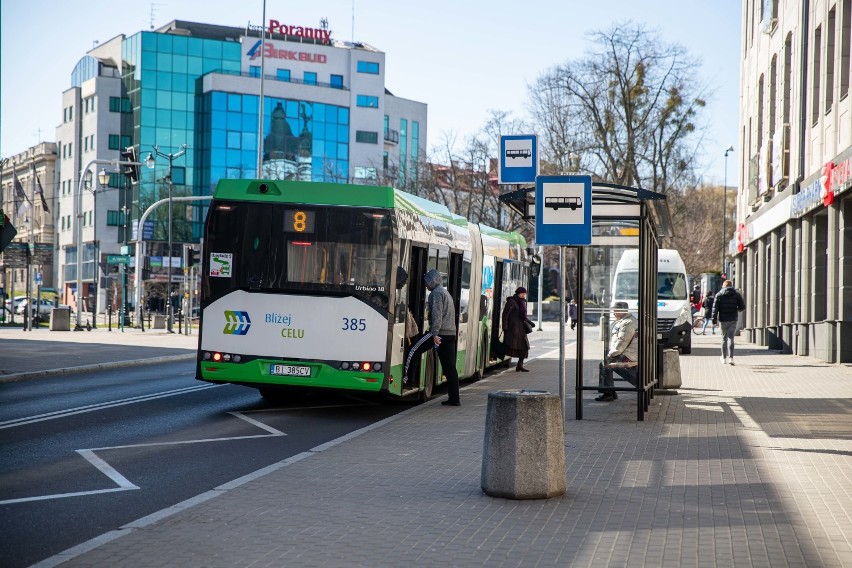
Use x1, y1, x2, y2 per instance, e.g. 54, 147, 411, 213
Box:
356, 95, 379, 108
841, 0, 851, 100
109, 96, 131, 113
276, 68, 291, 81
355, 130, 379, 144
249, 65, 261, 78
330, 74, 344, 89
304, 71, 317, 85
812, 25, 822, 125
354, 167, 377, 180
107, 210, 126, 226
411, 121, 420, 184
108, 135, 121, 150
399, 118, 407, 187
107, 173, 128, 188
826, 7, 837, 113
357, 61, 380, 74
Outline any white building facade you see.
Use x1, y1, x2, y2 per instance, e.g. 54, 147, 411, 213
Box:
736, 0, 852, 362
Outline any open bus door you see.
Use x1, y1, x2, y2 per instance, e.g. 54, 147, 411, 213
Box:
490, 260, 506, 363
405, 246, 430, 398
447, 252, 464, 379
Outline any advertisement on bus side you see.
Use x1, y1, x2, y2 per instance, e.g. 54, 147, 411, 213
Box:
200, 290, 387, 361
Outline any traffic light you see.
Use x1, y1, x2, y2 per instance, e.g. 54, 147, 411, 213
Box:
188, 248, 201, 268
121, 146, 140, 184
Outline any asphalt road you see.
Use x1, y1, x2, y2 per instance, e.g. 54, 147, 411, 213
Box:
0, 361, 410, 568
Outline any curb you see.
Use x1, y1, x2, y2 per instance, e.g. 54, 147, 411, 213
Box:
0, 353, 197, 384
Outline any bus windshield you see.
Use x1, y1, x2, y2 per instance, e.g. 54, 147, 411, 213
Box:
204, 202, 393, 307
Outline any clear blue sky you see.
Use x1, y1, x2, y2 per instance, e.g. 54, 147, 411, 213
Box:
1, 0, 742, 183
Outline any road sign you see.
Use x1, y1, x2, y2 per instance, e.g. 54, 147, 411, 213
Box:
107, 254, 131, 264
535, 175, 593, 245
498, 134, 538, 184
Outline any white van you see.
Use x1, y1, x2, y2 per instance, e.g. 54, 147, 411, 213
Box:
612, 249, 692, 354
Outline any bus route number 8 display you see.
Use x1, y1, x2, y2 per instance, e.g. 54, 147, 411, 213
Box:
284, 209, 316, 233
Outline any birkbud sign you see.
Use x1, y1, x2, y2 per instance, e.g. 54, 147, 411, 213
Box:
268, 20, 332, 45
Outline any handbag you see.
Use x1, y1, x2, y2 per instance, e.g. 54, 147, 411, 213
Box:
523, 320, 534, 334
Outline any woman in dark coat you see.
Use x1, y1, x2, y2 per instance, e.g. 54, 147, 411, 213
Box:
502, 287, 531, 372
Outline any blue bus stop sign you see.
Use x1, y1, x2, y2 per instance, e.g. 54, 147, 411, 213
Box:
535, 175, 592, 245
498, 134, 538, 184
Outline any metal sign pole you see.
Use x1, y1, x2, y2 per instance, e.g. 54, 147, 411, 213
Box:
558, 245, 566, 422
575, 246, 584, 419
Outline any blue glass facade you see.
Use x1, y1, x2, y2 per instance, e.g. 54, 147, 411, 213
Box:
121, 31, 241, 240
196, 91, 350, 194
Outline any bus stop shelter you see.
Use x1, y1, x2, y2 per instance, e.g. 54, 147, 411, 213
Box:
500, 182, 673, 421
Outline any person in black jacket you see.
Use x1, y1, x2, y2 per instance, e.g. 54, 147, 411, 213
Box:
712, 280, 746, 365
700, 289, 715, 335
502, 287, 531, 372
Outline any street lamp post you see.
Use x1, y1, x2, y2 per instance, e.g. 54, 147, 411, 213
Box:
722, 144, 734, 276
146, 144, 186, 334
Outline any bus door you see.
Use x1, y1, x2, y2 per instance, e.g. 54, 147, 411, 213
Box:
490, 260, 506, 359
405, 246, 428, 389
447, 252, 464, 376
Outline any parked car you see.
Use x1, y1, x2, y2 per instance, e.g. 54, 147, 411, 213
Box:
16, 299, 56, 317
4, 295, 27, 313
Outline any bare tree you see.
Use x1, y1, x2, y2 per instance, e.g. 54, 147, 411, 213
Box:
527, 22, 708, 194
418, 111, 532, 233
666, 183, 733, 275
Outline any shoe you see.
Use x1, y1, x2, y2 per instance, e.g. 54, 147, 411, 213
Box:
728, 358, 735, 366
594, 393, 617, 402
441, 400, 460, 406
720, 356, 727, 364
515, 367, 530, 372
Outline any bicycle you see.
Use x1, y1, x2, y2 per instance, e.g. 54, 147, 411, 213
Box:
692, 315, 718, 335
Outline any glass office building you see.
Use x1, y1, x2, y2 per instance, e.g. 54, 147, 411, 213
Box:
121, 30, 242, 241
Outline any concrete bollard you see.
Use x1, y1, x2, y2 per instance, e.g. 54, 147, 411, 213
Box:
657, 348, 682, 390
481, 390, 566, 499
152, 314, 166, 329
49, 307, 71, 331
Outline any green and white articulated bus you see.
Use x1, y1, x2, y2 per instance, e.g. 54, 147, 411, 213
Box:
197, 178, 529, 402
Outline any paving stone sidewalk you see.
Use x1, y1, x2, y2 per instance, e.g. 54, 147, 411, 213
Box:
49, 334, 852, 567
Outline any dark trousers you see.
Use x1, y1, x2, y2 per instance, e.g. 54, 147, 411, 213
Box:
436, 335, 460, 403
598, 356, 638, 393
405, 333, 460, 403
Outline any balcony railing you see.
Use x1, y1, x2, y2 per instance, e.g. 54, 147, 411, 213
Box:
384, 129, 399, 144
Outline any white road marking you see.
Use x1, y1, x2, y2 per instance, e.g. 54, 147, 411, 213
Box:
76, 449, 139, 489
0, 410, 286, 505
0, 384, 220, 430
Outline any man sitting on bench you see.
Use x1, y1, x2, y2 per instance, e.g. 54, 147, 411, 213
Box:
596, 300, 638, 402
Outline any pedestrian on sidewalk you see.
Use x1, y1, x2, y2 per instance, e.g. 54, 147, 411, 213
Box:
596, 301, 638, 402
502, 287, 532, 372
568, 299, 578, 330
424, 269, 461, 406
701, 289, 715, 334
712, 280, 746, 365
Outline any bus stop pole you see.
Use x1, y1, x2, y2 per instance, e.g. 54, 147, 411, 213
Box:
558, 246, 566, 423
575, 246, 584, 420
536, 245, 543, 330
